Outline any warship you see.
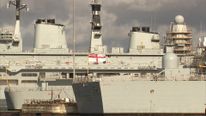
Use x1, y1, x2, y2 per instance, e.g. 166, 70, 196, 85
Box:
1, 0, 148, 110
1, 0, 206, 115
72, 1, 206, 115
1, 0, 75, 110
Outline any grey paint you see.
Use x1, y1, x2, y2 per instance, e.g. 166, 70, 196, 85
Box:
73, 82, 104, 113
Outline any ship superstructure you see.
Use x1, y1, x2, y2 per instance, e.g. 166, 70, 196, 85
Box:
0, 0, 25, 53
6, 0, 28, 52
2, 0, 162, 110
73, 19, 206, 114
166, 15, 192, 55
129, 26, 161, 54
90, 0, 107, 53
34, 19, 68, 53
0, 28, 13, 52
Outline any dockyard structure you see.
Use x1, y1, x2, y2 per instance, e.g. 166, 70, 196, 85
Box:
166, 15, 192, 55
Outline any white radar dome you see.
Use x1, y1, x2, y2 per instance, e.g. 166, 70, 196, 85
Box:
175, 15, 184, 24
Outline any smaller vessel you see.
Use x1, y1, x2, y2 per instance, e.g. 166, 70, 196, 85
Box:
5, 79, 74, 110
22, 99, 77, 114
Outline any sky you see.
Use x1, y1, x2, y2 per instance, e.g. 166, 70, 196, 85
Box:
0, 0, 206, 51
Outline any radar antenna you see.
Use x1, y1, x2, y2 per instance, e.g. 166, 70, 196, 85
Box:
8, 0, 29, 21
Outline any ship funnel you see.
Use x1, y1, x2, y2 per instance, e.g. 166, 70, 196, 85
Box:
128, 26, 160, 53
34, 19, 68, 53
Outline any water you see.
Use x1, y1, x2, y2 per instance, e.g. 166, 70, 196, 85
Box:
0, 112, 205, 116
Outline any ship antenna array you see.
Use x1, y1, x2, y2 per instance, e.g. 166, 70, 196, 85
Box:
7, 0, 29, 20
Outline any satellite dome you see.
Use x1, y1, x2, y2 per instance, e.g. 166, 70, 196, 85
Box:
175, 15, 184, 24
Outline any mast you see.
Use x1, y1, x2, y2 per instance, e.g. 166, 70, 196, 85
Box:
8, 0, 28, 51
89, 0, 104, 53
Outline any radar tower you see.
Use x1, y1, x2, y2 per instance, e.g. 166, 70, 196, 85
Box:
8, 0, 28, 51
90, 0, 106, 53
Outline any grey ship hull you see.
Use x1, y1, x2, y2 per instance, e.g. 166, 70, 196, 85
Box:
0, 86, 7, 111
5, 79, 75, 110
73, 79, 206, 114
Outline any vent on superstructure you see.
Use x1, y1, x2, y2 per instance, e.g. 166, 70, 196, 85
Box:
132, 27, 140, 32
142, 27, 150, 33
36, 19, 55, 24
47, 19, 55, 24
131, 26, 150, 33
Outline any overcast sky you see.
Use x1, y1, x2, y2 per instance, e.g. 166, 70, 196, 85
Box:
0, 0, 206, 51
